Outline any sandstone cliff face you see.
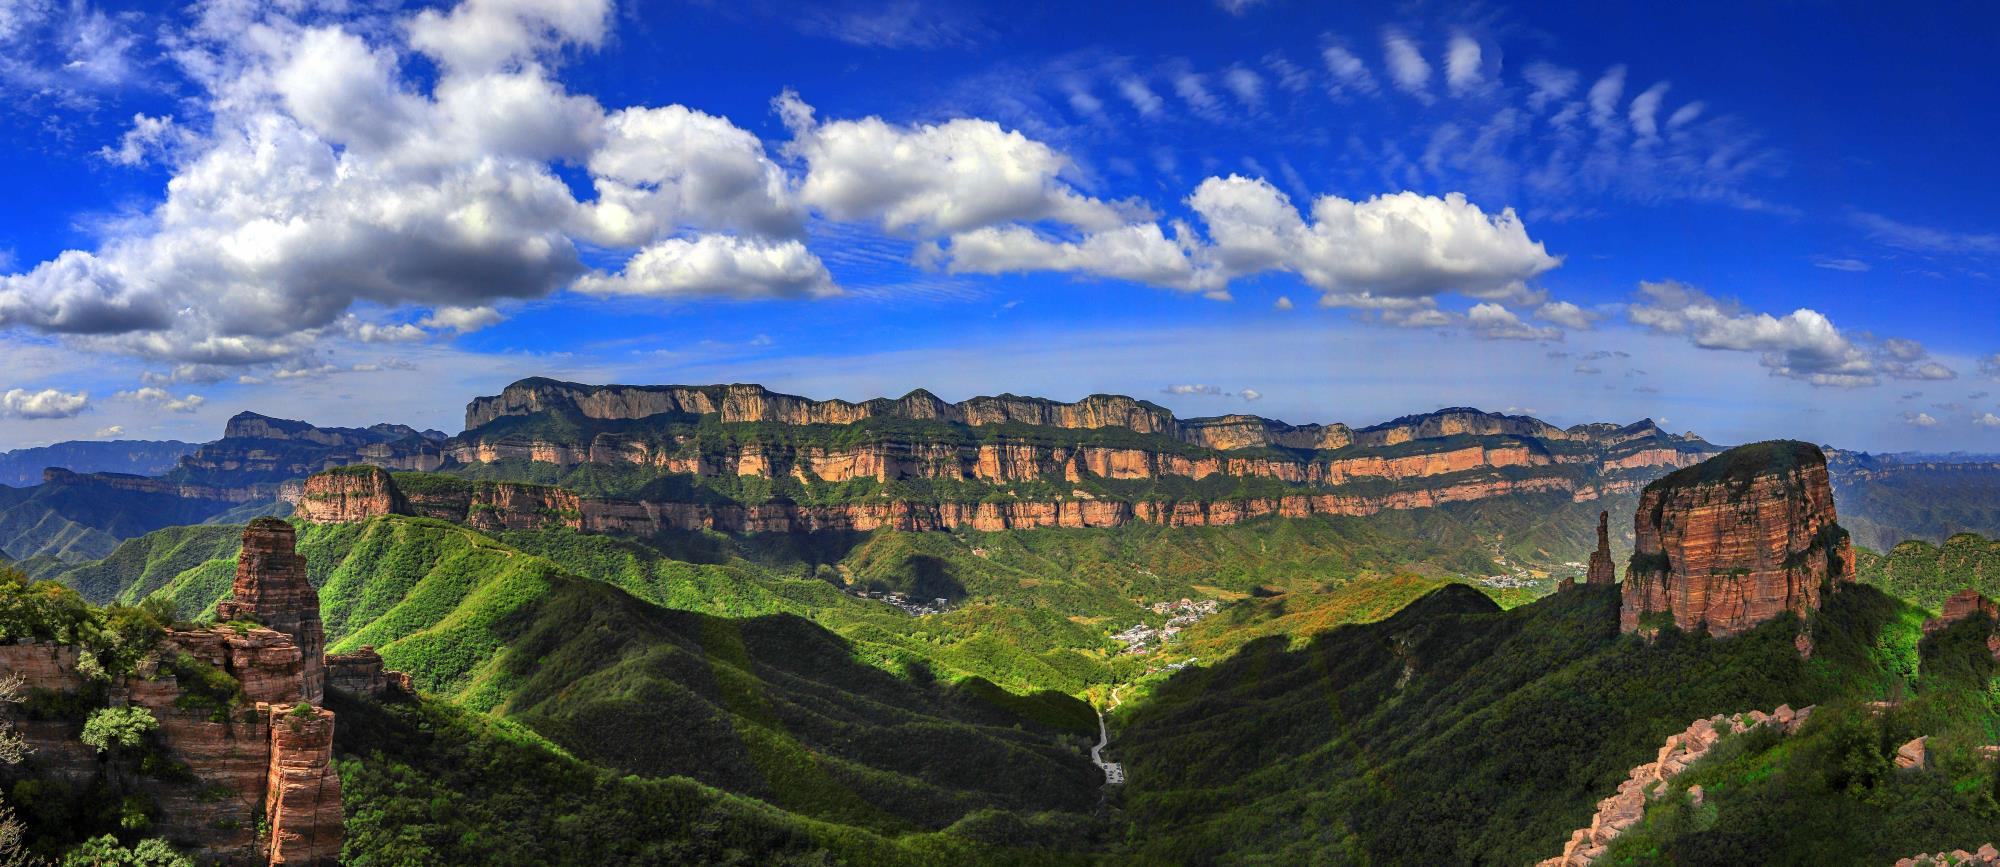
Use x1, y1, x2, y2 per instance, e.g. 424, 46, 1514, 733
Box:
1923, 588, 1999, 635
326, 647, 409, 699
462, 379, 1706, 454
294, 466, 408, 524
1921, 589, 2000, 661
0, 519, 359, 865
1619, 441, 1855, 637
306, 465, 1631, 534
263, 703, 341, 866
175, 412, 446, 483
2, 633, 290, 864
216, 519, 325, 704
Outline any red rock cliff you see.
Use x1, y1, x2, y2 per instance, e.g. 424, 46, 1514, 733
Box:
263, 703, 342, 866
1, 526, 350, 865
216, 519, 326, 704
294, 466, 408, 523
1619, 441, 1855, 637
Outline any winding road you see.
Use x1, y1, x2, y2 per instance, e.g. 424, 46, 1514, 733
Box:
1091, 686, 1126, 785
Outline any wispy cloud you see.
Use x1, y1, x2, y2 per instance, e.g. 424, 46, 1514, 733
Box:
1850, 210, 2000, 256
1381, 29, 1433, 101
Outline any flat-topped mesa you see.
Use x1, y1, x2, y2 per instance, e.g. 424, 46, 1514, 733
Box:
462, 378, 1707, 453
295, 466, 409, 523
465, 379, 1185, 436
1586, 511, 1618, 586
1620, 441, 1855, 638
216, 518, 326, 704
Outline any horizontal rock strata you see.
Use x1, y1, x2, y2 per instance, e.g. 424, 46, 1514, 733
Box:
1621, 441, 1855, 637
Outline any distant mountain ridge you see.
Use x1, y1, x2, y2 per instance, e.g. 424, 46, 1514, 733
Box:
465, 377, 1691, 452
0, 438, 195, 486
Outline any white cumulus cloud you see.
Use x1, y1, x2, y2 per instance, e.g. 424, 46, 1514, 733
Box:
1, 388, 90, 419
575, 236, 838, 300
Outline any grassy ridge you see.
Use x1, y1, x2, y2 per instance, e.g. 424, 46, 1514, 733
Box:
1109, 582, 1969, 864
109, 515, 1101, 833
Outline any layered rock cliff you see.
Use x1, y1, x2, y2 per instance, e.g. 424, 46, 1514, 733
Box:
463, 378, 1697, 455
0, 520, 363, 865
1619, 441, 1856, 637
216, 519, 326, 704
40, 466, 282, 505
302, 465, 1659, 534
171, 411, 447, 485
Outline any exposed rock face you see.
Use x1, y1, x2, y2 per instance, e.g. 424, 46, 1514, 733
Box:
1923, 588, 2000, 636
463, 379, 1706, 455
326, 646, 408, 698
263, 703, 342, 866
2, 633, 298, 864
1895, 736, 1928, 771
1540, 705, 1813, 867
168, 626, 306, 705
294, 466, 408, 524
1620, 441, 1855, 637
0, 524, 357, 865
174, 411, 446, 484
1896, 845, 2000, 867
216, 519, 325, 704
1587, 510, 1617, 585
304, 466, 1665, 534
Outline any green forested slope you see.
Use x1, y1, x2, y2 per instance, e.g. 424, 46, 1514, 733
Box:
1108, 582, 1992, 864
58, 514, 1100, 833
332, 693, 1098, 866
1859, 533, 2000, 612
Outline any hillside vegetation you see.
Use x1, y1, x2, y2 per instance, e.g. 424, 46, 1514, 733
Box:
1859, 533, 2000, 612
1108, 582, 1997, 864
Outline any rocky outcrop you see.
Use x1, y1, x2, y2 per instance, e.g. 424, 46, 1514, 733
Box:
1897, 845, 2000, 866
1620, 441, 1855, 637
1587, 510, 1617, 586
264, 703, 342, 866
326, 647, 409, 698
1923, 588, 1999, 636
174, 412, 447, 484
216, 519, 325, 704
1540, 705, 1813, 867
0, 520, 359, 865
1895, 736, 1928, 770
294, 466, 408, 524
168, 626, 306, 705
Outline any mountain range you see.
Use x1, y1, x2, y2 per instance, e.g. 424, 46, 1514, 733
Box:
1, 379, 1998, 865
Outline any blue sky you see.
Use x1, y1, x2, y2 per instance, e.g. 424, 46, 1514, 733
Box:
1, 0, 1997, 452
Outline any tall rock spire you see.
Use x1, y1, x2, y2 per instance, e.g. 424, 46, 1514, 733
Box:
1586, 511, 1617, 586
215, 518, 326, 704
